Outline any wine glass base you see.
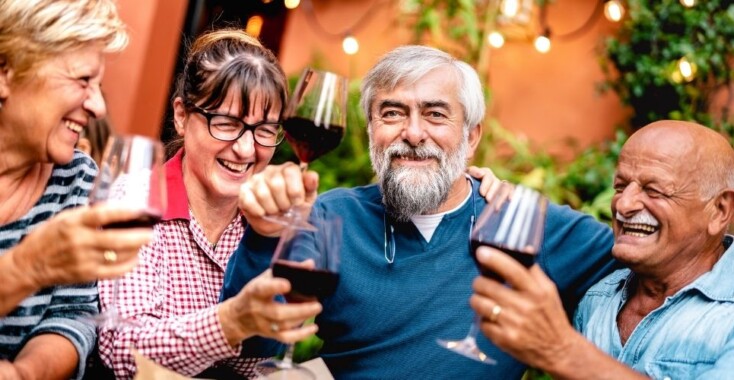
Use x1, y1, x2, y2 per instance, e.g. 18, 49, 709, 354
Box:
82, 310, 142, 329
255, 360, 316, 380
436, 338, 497, 365
262, 204, 318, 232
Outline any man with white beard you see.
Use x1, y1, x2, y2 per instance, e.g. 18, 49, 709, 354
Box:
222, 45, 617, 379
471, 120, 734, 379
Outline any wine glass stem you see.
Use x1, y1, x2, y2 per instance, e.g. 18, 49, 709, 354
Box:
282, 343, 296, 368
110, 278, 121, 315
467, 314, 481, 341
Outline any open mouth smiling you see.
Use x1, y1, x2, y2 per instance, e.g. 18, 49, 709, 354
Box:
621, 222, 659, 237
218, 159, 252, 174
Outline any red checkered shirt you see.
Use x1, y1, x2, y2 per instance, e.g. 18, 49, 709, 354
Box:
98, 149, 262, 379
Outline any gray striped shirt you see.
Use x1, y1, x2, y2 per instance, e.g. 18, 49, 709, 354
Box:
0, 151, 98, 379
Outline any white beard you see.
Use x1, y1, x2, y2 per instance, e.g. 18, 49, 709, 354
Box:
371, 137, 468, 222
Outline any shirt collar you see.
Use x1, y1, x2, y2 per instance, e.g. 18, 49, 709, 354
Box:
163, 148, 190, 221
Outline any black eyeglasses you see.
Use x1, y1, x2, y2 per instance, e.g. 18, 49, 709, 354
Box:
189, 105, 284, 147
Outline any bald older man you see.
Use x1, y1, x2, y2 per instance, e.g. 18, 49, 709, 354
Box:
472, 120, 734, 379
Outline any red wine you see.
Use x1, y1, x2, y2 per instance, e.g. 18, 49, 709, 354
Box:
272, 260, 339, 302
103, 211, 161, 229
283, 116, 345, 163
471, 240, 535, 281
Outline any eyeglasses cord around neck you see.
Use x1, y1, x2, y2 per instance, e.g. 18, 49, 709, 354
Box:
383, 175, 477, 264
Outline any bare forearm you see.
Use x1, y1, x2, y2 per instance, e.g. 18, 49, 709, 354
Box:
13, 334, 78, 380
546, 334, 648, 380
0, 251, 39, 316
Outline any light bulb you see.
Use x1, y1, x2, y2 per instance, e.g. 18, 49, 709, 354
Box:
604, 0, 624, 22
500, 0, 520, 18
680, 0, 696, 7
534, 35, 551, 53
677, 57, 697, 82
245, 15, 263, 38
487, 31, 505, 48
342, 35, 359, 55
284, 0, 300, 9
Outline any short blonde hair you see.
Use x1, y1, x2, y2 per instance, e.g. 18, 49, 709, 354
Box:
0, 0, 128, 80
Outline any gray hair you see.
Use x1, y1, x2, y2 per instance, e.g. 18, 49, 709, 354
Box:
0, 0, 128, 80
360, 45, 485, 131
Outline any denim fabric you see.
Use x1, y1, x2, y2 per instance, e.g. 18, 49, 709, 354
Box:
574, 235, 734, 379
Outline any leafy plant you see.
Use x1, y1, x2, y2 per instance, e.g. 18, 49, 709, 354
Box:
600, 0, 734, 135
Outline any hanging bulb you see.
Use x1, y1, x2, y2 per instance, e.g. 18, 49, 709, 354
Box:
342, 35, 359, 55
680, 0, 696, 7
604, 0, 625, 22
677, 56, 697, 82
487, 31, 505, 48
500, 0, 520, 18
245, 15, 264, 38
534, 29, 551, 54
284, 0, 300, 9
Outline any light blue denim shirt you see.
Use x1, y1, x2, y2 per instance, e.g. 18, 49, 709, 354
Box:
574, 235, 734, 380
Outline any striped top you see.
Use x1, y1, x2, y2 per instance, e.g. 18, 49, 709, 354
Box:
0, 151, 98, 380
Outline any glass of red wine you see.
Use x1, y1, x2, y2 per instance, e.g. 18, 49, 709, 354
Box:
90, 134, 167, 328
255, 213, 342, 380
265, 68, 347, 230
437, 183, 548, 364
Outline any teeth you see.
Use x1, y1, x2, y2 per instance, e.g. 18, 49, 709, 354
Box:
220, 160, 248, 173
622, 222, 658, 237
65, 120, 83, 133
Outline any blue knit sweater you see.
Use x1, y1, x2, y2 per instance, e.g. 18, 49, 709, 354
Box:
223, 178, 616, 379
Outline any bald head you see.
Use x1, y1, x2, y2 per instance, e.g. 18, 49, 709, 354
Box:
622, 120, 734, 199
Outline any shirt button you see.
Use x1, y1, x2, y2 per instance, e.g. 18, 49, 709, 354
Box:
663, 377, 671, 380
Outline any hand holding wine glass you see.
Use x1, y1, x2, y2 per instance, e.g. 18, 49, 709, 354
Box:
265, 68, 347, 229
437, 183, 548, 364
92, 134, 167, 328
255, 213, 342, 380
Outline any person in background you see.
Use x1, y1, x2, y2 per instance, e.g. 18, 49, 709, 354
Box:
97, 29, 322, 379
472, 120, 734, 379
223, 45, 617, 379
78, 117, 114, 164
0, 0, 154, 378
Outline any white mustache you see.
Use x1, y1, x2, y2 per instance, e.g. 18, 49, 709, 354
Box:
384, 142, 444, 161
615, 210, 659, 227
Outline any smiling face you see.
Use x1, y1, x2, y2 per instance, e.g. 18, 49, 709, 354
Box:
611, 122, 729, 274
368, 66, 480, 220
173, 88, 280, 205
0, 44, 107, 165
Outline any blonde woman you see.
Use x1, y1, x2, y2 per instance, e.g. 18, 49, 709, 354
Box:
0, 1, 153, 378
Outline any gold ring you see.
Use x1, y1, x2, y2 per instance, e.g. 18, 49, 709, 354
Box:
270, 322, 280, 333
103, 250, 118, 263
489, 304, 502, 323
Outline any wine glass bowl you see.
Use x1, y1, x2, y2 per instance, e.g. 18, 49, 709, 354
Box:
265, 68, 348, 230
437, 183, 548, 364
255, 213, 342, 379
283, 68, 348, 168
90, 135, 167, 328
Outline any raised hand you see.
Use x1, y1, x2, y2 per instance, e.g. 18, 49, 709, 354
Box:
238, 162, 319, 237
10, 204, 152, 287
218, 269, 322, 346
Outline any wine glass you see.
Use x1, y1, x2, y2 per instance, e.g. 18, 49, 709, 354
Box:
437, 183, 548, 364
265, 68, 348, 230
255, 213, 342, 380
90, 134, 167, 328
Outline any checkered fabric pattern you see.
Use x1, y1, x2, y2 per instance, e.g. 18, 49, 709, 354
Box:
98, 215, 262, 379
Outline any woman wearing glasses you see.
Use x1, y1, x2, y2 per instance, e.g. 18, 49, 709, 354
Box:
97, 29, 322, 379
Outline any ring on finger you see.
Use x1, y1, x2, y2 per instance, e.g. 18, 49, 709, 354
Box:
489, 304, 503, 323
103, 250, 118, 263
270, 322, 280, 333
